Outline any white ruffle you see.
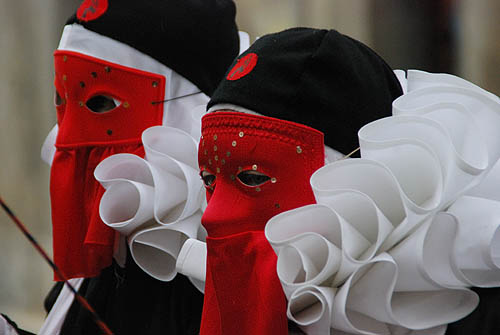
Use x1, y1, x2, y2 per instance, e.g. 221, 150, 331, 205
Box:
265, 70, 500, 334
41, 124, 58, 166
176, 237, 207, 290
94, 120, 206, 286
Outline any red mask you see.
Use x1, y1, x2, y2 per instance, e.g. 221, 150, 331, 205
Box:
198, 111, 324, 335
51, 50, 165, 279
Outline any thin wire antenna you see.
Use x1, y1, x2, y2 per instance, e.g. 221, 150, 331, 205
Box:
151, 91, 202, 105
0, 196, 114, 335
342, 147, 360, 160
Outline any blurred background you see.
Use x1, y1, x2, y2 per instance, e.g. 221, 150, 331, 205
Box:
0, 0, 498, 332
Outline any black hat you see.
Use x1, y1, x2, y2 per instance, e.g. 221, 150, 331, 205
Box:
208, 28, 403, 154
67, 0, 240, 96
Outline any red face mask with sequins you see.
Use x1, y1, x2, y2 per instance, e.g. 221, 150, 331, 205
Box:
51, 50, 165, 279
198, 111, 325, 335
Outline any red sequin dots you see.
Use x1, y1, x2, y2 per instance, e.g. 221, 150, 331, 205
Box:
226, 53, 258, 81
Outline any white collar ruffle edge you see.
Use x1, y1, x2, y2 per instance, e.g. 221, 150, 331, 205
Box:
94, 107, 206, 292
265, 70, 500, 335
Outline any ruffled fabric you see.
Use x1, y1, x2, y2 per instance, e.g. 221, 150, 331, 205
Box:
93, 109, 206, 290
51, 141, 146, 280
265, 70, 500, 335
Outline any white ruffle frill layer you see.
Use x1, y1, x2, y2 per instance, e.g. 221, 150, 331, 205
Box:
265, 70, 500, 335
94, 107, 207, 291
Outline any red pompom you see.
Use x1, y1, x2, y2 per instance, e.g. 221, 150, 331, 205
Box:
226, 53, 258, 81
77, 0, 108, 22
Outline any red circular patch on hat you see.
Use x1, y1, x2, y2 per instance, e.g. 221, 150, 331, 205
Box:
77, 0, 108, 22
226, 53, 258, 81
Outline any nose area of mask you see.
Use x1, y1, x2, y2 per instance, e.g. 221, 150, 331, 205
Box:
202, 175, 290, 237
201, 179, 257, 237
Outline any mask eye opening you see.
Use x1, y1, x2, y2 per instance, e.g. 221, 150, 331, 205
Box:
86, 95, 121, 114
237, 170, 271, 187
200, 170, 216, 190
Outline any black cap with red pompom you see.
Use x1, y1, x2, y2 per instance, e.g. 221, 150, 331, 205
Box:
67, 0, 240, 96
208, 28, 403, 155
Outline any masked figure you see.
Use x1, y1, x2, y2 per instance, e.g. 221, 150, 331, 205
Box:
192, 27, 500, 335
196, 28, 403, 335
39, 0, 239, 334
199, 112, 325, 334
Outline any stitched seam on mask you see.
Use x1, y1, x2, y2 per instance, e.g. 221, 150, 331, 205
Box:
202, 118, 323, 147
203, 114, 321, 135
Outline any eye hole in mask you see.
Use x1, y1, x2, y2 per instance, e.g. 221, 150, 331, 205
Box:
201, 170, 216, 189
237, 170, 271, 187
86, 95, 121, 114
54, 91, 64, 106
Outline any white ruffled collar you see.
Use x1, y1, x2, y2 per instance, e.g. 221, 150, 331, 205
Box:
88, 69, 500, 335
265, 70, 500, 334
94, 109, 206, 292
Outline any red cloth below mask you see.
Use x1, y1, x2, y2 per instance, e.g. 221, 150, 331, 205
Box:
51, 50, 165, 280
198, 112, 325, 334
